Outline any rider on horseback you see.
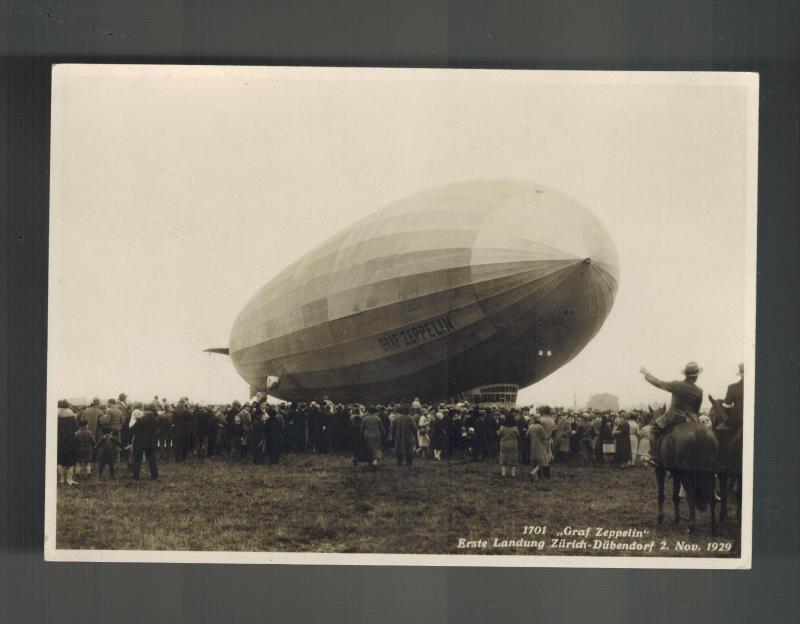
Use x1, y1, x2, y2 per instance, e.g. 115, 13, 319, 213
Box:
639, 362, 704, 465
718, 363, 744, 431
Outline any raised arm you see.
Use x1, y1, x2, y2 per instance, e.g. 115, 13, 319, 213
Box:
639, 366, 673, 392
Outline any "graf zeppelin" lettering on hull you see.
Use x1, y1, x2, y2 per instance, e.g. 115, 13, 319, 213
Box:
378, 315, 456, 352
227, 179, 620, 402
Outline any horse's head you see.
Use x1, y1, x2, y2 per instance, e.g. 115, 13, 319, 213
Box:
645, 404, 666, 425
707, 394, 731, 429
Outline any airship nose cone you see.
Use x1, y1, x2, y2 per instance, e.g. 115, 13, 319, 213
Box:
468, 180, 619, 285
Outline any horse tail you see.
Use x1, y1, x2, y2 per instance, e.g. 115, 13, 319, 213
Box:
693, 427, 718, 512
691, 469, 715, 512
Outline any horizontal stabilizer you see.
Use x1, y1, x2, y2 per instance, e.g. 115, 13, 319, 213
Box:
204, 347, 230, 355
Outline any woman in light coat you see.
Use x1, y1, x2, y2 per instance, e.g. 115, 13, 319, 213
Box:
360, 408, 386, 469
638, 423, 652, 464
498, 412, 520, 477
417, 411, 432, 459
627, 414, 640, 466
527, 416, 550, 481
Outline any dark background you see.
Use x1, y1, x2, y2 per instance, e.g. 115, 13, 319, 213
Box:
1, 1, 798, 622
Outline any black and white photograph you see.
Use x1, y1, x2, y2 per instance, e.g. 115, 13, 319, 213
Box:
44, 65, 757, 567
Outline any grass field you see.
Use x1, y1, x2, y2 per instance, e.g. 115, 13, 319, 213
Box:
56, 452, 741, 557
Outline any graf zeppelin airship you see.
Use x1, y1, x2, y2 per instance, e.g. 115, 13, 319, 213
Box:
221, 179, 619, 403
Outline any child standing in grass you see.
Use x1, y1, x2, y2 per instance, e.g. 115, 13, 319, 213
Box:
74, 420, 96, 480
96, 426, 124, 480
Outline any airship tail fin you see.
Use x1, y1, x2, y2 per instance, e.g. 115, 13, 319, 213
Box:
203, 347, 230, 355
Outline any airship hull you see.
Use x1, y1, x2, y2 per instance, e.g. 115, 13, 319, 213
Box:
229, 179, 619, 402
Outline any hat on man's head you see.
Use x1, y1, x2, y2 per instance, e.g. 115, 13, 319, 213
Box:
683, 361, 703, 376
92, 397, 100, 405
738, 362, 744, 376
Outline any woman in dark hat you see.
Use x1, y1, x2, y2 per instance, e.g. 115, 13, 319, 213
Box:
599, 415, 615, 464
57, 400, 79, 485
613, 413, 632, 467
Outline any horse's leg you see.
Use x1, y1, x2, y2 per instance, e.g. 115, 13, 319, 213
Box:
672, 471, 681, 525
736, 474, 743, 524
710, 474, 717, 536
656, 466, 666, 524
686, 485, 696, 534
719, 472, 729, 523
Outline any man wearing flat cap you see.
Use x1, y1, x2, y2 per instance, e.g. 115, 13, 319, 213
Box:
640, 362, 704, 463
83, 397, 103, 438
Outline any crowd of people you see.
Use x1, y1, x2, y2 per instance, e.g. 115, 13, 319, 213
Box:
56, 392, 660, 485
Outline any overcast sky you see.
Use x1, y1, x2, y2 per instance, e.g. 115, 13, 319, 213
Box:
49, 66, 756, 408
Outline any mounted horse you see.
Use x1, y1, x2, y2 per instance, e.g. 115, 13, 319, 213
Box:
648, 405, 719, 534
708, 395, 743, 524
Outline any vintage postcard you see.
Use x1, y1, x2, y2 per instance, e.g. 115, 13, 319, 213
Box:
45, 65, 757, 567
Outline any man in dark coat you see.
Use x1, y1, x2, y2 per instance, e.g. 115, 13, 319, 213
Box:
266, 406, 284, 464
517, 413, 530, 465
469, 409, 489, 462
641, 363, 704, 430
452, 410, 466, 457
191, 403, 206, 458
131, 404, 159, 480
225, 400, 241, 455
485, 410, 500, 458
380, 408, 393, 451
293, 402, 307, 452
205, 405, 219, 457
306, 402, 322, 452
721, 363, 744, 430
318, 405, 332, 454
333, 405, 350, 453
172, 399, 190, 462
156, 403, 173, 458
250, 407, 266, 464
390, 405, 418, 466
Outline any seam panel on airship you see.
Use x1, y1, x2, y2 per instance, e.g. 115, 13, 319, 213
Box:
230, 237, 586, 354
230, 258, 578, 366
234, 259, 609, 383
233, 259, 617, 400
